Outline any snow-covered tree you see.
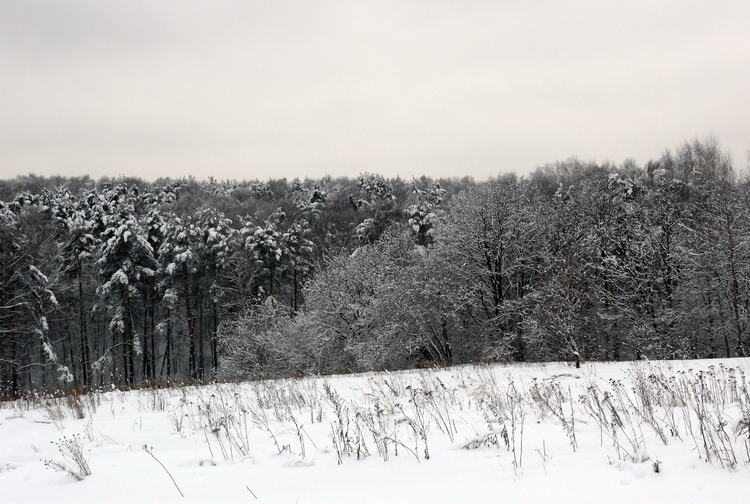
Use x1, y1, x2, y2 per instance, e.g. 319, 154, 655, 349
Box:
193, 208, 234, 375
433, 177, 539, 361
407, 181, 446, 247
0, 203, 69, 396
243, 209, 285, 299
354, 173, 402, 244
52, 189, 100, 386
158, 212, 202, 379
281, 220, 314, 312
97, 184, 158, 384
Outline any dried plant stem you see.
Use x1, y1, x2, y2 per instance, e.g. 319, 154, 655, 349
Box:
143, 444, 184, 498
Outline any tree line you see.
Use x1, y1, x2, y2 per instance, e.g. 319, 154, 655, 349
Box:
1, 138, 748, 397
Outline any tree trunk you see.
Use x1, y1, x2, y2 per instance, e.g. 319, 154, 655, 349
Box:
725, 212, 746, 357
198, 298, 204, 380
212, 300, 219, 373
39, 341, 47, 389
7, 285, 20, 398
293, 267, 298, 313
64, 321, 77, 385
113, 312, 122, 383
182, 263, 196, 380
150, 293, 156, 380
269, 264, 275, 298
77, 264, 90, 387
160, 308, 173, 378
10, 328, 19, 399
441, 316, 453, 364
125, 295, 135, 385
143, 292, 150, 380
716, 287, 732, 358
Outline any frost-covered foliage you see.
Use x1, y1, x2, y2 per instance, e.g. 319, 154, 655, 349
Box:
96, 184, 159, 384
222, 226, 456, 375
218, 297, 314, 377
291, 179, 327, 221
358, 173, 396, 202
242, 209, 285, 298
407, 181, 446, 247
3, 140, 750, 395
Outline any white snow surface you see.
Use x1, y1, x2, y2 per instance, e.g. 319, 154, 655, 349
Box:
2, 359, 749, 503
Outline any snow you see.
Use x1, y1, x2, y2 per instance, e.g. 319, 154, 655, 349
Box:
41, 341, 57, 362
1, 359, 749, 503
28, 265, 49, 283
176, 251, 192, 263
111, 270, 129, 286
56, 366, 74, 384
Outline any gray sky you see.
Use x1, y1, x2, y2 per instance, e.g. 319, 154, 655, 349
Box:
1, 0, 748, 181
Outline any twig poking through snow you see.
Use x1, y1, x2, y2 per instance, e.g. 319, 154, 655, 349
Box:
142, 444, 184, 498
246, 485, 258, 499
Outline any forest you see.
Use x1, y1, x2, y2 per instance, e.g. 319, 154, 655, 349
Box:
1, 138, 748, 398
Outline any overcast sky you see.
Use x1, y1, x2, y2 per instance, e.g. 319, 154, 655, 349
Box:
1, 0, 748, 182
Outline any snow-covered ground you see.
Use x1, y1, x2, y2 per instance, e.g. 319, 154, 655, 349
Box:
2, 359, 749, 503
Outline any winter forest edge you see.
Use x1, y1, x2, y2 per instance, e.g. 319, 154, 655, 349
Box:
1, 137, 749, 399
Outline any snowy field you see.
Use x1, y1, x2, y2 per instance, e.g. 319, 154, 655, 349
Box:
2, 359, 749, 504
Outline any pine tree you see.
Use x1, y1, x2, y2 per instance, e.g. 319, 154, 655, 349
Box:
97, 184, 157, 384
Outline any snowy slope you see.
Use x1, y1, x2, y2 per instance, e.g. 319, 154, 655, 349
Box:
1, 358, 749, 504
